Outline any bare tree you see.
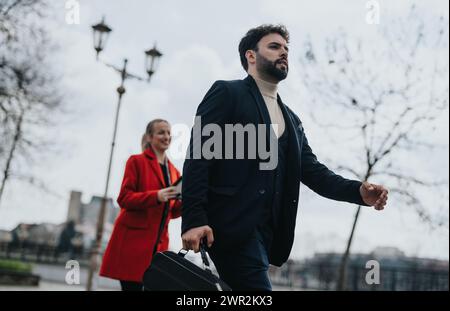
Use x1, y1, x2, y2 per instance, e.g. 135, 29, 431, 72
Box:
298, 5, 449, 290
0, 0, 63, 206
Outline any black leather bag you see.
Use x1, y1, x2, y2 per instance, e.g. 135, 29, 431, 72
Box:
143, 245, 232, 291
143, 175, 230, 291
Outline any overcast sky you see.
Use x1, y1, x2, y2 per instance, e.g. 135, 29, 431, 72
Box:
0, 0, 448, 260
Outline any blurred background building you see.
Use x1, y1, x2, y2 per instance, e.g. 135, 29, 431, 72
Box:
0, 191, 118, 266
66, 190, 118, 249
269, 246, 449, 291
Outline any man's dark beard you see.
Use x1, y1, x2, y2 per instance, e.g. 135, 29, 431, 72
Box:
256, 53, 288, 81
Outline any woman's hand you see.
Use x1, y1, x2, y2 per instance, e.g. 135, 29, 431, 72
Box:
157, 186, 178, 203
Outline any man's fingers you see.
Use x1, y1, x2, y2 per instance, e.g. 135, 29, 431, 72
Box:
374, 199, 387, 210
181, 226, 213, 253
374, 189, 388, 204
182, 240, 189, 250
193, 239, 200, 253
182, 236, 190, 250
378, 194, 388, 204
379, 200, 387, 207
377, 189, 387, 197
206, 230, 214, 247
375, 202, 386, 209
364, 183, 388, 210
183, 238, 198, 251
376, 187, 389, 199
375, 203, 383, 210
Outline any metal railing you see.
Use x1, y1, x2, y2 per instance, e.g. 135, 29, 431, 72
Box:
270, 262, 449, 291
0, 241, 94, 267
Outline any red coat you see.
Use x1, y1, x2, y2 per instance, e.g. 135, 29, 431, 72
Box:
100, 148, 182, 282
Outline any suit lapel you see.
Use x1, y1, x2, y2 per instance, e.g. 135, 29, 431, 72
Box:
244, 75, 274, 146
244, 75, 271, 126
277, 95, 301, 174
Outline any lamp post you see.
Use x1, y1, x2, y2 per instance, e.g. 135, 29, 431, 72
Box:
145, 44, 163, 82
86, 17, 162, 291
91, 17, 111, 60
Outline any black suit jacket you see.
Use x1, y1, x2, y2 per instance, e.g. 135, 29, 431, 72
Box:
182, 75, 367, 266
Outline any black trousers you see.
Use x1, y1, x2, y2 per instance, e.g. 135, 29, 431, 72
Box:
120, 280, 143, 291
208, 228, 272, 291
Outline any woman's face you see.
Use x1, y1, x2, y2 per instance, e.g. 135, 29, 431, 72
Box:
148, 121, 171, 152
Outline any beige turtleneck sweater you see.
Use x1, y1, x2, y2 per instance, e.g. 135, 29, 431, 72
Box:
254, 77, 285, 138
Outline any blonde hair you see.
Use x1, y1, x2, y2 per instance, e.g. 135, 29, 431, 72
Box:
145, 119, 169, 136
141, 133, 150, 151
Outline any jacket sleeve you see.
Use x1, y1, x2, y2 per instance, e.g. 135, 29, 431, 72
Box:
117, 156, 160, 210
181, 81, 232, 234
300, 127, 368, 206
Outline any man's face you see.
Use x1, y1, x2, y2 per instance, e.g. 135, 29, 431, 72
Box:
255, 33, 289, 81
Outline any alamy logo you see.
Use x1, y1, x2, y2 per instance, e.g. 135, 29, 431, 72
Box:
65, 260, 80, 285
365, 260, 380, 285
183, 116, 279, 170
65, 0, 80, 25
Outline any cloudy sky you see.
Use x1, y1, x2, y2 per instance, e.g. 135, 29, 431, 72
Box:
1, 0, 448, 260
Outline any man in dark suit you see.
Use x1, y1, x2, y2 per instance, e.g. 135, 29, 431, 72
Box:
181, 24, 388, 290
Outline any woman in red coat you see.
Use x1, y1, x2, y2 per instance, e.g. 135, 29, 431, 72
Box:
100, 119, 182, 291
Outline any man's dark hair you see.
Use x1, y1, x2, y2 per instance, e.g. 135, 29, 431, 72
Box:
238, 24, 290, 71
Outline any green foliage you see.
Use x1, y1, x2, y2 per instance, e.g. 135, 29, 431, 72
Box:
0, 259, 32, 273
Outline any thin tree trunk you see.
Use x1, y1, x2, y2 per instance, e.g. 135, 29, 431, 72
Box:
0, 109, 24, 207
337, 171, 371, 290
337, 205, 362, 290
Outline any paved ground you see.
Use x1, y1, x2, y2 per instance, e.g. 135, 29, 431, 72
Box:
0, 281, 295, 291
0, 281, 111, 291
0, 262, 120, 291
0, 262, 300, 291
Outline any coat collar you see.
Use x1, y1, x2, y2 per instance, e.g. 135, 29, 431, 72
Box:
244, 75, 272, 126
144, 146, 156, 159
277, 93, 301, 167
244, 74, 274, 148
143, 147, 174, 187
244, 75, 301, 168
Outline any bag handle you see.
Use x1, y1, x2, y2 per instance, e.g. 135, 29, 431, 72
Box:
177, 240, 212, 273
177, 241, 225, 291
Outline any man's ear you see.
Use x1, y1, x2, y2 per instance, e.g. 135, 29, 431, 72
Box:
245, 50, 256, 66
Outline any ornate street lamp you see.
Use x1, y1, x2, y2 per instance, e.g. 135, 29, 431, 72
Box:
145, 44, 163, 81
91, 16, 112, 60
86, 16, 162, 291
